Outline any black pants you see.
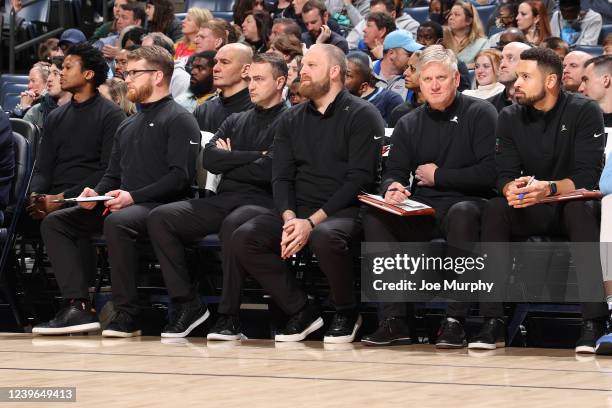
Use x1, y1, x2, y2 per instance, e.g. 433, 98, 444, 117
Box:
147, 193, 273, 303
480, 197, 607, 320
41, 203, 160, 316
228, 207, 363, 315
363, 199, 484, 319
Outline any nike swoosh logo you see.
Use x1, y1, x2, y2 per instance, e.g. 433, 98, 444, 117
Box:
374, 136, 383, 140
594, 133, 604, 138
189, 141, 199, 145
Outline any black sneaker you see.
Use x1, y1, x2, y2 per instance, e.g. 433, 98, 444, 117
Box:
435, 318, 467, 349
207, 314, 244, 341
576, 319, 605, 354
323, 309, 362, 344
161, 302, 210, 338
361, 317, 411, 346
468, 318, 506, 350
102, 310, 142, 338
274, 301, 324, 342
32, 300, 100, 335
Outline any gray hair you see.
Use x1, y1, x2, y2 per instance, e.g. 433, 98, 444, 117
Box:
416, 45, 458, 75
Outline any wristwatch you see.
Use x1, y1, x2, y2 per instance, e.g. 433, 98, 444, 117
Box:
548, 181, 557, 196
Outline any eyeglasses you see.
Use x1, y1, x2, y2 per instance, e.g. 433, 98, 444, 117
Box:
124, 69, 158, 79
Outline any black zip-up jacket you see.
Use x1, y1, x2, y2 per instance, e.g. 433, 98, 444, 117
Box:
273, 89, 385, 217
203, 102, 288, 196
31, 93, 126, 197
383, 92, 498, 200
193, 87, 253, 132
496, 91, 605, 193
95, 95, 200, 203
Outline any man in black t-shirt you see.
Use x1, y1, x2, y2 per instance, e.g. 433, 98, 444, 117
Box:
32, 46, 200, 338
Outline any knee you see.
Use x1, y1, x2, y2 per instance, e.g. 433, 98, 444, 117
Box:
231, 221, 263, 257
562, 200, 597, 225
40, 210, 63, 238
483, 197, 509, 219
446, 201, 481, 228
146, 205, 174, 237
102, 211, 125, 236
310, 223, 347, 254
219, 205, 263, 241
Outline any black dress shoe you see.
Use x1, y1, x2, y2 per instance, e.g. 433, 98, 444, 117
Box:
323, 309, 362, 344
362, 317, 411, 346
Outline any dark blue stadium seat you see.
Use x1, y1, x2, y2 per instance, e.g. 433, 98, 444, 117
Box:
0, 75, 28, 89
404, 6, 429, 24
196, 234, 221, 249
1, 83, 27, 96
15, 0, 49, 23
185, 0, 234, 11
2, 94, 21, 112
599, 24, 612, 44
573, 45, 603, 56
475, 4, 497, 29
467, 69, 475, 85
176, 12, 186, 21
212, 10, 233, 21
488, 25, 504, 37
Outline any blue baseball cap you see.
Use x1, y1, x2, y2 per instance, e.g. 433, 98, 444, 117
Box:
58, 28, 87, 47
383, 30, 424, 53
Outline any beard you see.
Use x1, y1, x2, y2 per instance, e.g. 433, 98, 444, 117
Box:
299, 74, 331, 100
515, 86, 546, 106
189, 76, 214, 97
127, 80, 154, 103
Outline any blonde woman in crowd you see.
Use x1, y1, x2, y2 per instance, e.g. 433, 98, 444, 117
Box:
99, 78, 137, 116
175, 7, 213, 61
442, 1, 487, 67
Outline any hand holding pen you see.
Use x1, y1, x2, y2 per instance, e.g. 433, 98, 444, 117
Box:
384, 182, 410, 204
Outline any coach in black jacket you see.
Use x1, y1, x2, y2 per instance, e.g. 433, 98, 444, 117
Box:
33, 46, 200, 338
148, 53, 289, 339
361, 45, 498, 348
474, 48, 607, 354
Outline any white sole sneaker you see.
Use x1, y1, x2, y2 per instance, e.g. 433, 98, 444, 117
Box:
468, 341, 505, 350
324, 315, 363, 344
275, 317, 324, 342
102, 329, 142, 338
161, 309, 210, 338
32, 322, 101, 335
206, 332, 246, 341
576, 345, 596, 354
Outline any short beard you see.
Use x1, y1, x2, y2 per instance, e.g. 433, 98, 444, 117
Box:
127, 80, 154, 103
516, 87, 546, 106
189, 76, 214, 97
299, 75, 331, 100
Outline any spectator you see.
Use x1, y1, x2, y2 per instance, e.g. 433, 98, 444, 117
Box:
288, 77, 307, 104
495, 27, 527, 50
605, 33, 612, 56
120, 26, 147, 49
242, 10, 273, 53
95, 3, 146, 60
373, 29, 423, 99
175, 7, 213, 62
416, 21, 443, 46
326, 0, 370, 31
541, 37, 570, 59
268, 34, 303, 62
233, 0, 265, 26
287, 55, 303, 84
271, 0, 293, 18
194, 19, 229, 53
38, 38, 63, 61
23, 57, 72, 128
175, 51, 217, 112
58, 28, 87, 53
345, 51, 403, 124
114, 49, 130, 79
488, 3, 518, 48
90, 0, 133, 43
463, 48, 505, 99
428, 0, 453, 25
363, 12, 396, 60
142, 32, 190, 99
486, 41, 531, 112
270, 17, 303, 42
301, 0, 349, 53
581, 0, 611, 25
347, 0, 419, 50
99, 78, 137, 116
550, 0, 603, 46
442, 1, 487, 67
562, 50, 592, 92
516, 0, 551, 46
12, 62, 50, 118
388, 50, 424, 127
146, 0, 183, 42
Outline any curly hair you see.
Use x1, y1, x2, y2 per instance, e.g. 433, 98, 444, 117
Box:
65, 43, 109, 88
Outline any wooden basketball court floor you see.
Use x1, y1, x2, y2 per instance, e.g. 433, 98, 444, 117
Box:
0, 334, 611, 407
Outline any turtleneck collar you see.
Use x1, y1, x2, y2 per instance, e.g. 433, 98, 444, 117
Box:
71, 91, 100, 108
424, 91, 461, 120
254, 101, 285, 116
139, 94, 173, 111
219, 87, 250, 105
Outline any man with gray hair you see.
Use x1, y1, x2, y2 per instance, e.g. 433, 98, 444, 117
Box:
361, 44, 498, 347
228, 44, 385, 344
